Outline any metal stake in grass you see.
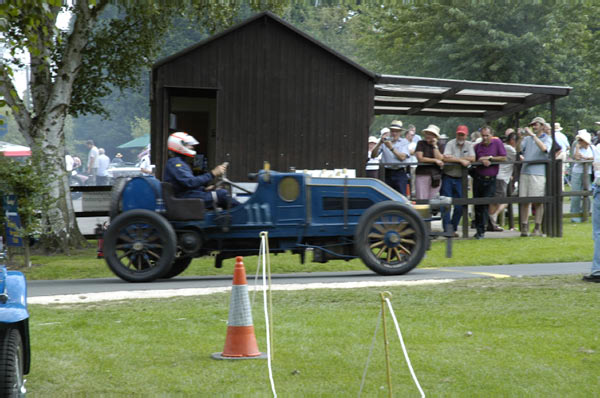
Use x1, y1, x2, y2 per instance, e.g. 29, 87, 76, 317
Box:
380, 291, 393, 398
260, 231, 274, 359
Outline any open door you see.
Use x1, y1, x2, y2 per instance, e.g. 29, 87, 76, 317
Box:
168, 88, 217, 170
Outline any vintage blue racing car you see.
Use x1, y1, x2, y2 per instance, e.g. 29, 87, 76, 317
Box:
104, 169, 440, 282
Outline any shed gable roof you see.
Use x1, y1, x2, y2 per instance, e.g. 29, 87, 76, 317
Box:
153, 11, 376, 81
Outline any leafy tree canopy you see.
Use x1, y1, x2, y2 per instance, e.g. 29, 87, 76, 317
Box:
288, 4, 600, 136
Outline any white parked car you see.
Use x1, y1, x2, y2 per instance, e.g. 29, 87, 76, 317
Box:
107, 162, 145, 179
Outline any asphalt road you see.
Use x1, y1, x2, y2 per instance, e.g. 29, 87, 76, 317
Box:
27, 262, 591, 298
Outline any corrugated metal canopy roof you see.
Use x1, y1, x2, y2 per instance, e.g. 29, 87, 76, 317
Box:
374, 74, 572, 121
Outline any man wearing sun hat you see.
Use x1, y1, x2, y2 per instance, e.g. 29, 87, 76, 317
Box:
112, 152, 124, 164
553, 123, 570, 156
371, 121, 410, 195
440, 125, 475, 235
519, 116, 553, 237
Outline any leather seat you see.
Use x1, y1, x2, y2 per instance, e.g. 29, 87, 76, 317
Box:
161, 182, 204, 221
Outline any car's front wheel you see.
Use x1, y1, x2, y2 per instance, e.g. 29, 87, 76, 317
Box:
0, 328, 25, 397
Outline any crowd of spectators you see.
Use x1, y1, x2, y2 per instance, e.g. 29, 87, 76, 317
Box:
366, 116, 600, 239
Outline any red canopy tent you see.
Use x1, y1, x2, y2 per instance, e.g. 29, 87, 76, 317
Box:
0, 141, 31, 157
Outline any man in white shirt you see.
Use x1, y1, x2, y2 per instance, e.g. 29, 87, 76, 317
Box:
570, 130, 594, 223
65, 152, 74, 172
96, 148, 111, 185
139, 145, 153, 176
405, 124, 420, 196
366, 135, 381, 178
489, 132, 518, 231
86, 140, 99, 185
551, 123, 570, 188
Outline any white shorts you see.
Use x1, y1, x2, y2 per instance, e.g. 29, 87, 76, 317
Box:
519, 174, 546, 197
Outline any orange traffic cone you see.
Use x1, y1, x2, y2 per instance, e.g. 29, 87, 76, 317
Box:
212, 256, 267, 360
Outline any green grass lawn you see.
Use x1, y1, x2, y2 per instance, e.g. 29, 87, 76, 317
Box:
27, 275, 600, 396
10, 221, 594, 280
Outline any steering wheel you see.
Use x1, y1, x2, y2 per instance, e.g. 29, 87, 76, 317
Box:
215, 175, 253, 195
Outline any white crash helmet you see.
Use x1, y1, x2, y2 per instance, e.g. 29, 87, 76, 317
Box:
167, 132, 199, 158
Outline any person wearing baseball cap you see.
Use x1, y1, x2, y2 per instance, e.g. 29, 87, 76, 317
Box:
440, 125, 475, 236
371, 123, 411, 195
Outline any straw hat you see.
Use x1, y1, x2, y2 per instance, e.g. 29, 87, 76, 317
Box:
576, 129, 591, 145
529, 116, 546, 125
390, 120, 405, 130
422, 124, 441, 138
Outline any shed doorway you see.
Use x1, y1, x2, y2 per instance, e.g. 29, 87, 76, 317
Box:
168, 88, 217, 169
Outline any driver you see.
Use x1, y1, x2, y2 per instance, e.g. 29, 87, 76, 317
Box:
163, 132, 240, 209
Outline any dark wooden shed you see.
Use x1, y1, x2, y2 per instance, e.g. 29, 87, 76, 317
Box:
151, 11, 376, 181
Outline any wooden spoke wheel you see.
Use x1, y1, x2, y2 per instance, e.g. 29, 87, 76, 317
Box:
355, 201, 427, 275
104, 209, 176, 282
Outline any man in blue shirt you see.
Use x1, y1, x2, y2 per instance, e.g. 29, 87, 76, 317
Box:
584, 146, 600, 282
371, 121, 411, 196
163, 132, 239, 209
519, 117, 552, 237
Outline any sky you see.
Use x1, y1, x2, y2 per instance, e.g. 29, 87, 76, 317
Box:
8, 10, 72, 96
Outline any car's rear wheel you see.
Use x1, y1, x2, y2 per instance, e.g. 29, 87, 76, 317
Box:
354, 201, 427, 275
104, 209, 176, 282
161, 257, 193, 279
0, 328, 25, 397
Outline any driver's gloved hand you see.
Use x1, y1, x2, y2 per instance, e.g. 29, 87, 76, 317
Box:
211, 164, 226, 178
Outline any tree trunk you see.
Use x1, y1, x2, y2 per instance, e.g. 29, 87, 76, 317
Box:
31, 123, 88, 253
23, 239, 31, 268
